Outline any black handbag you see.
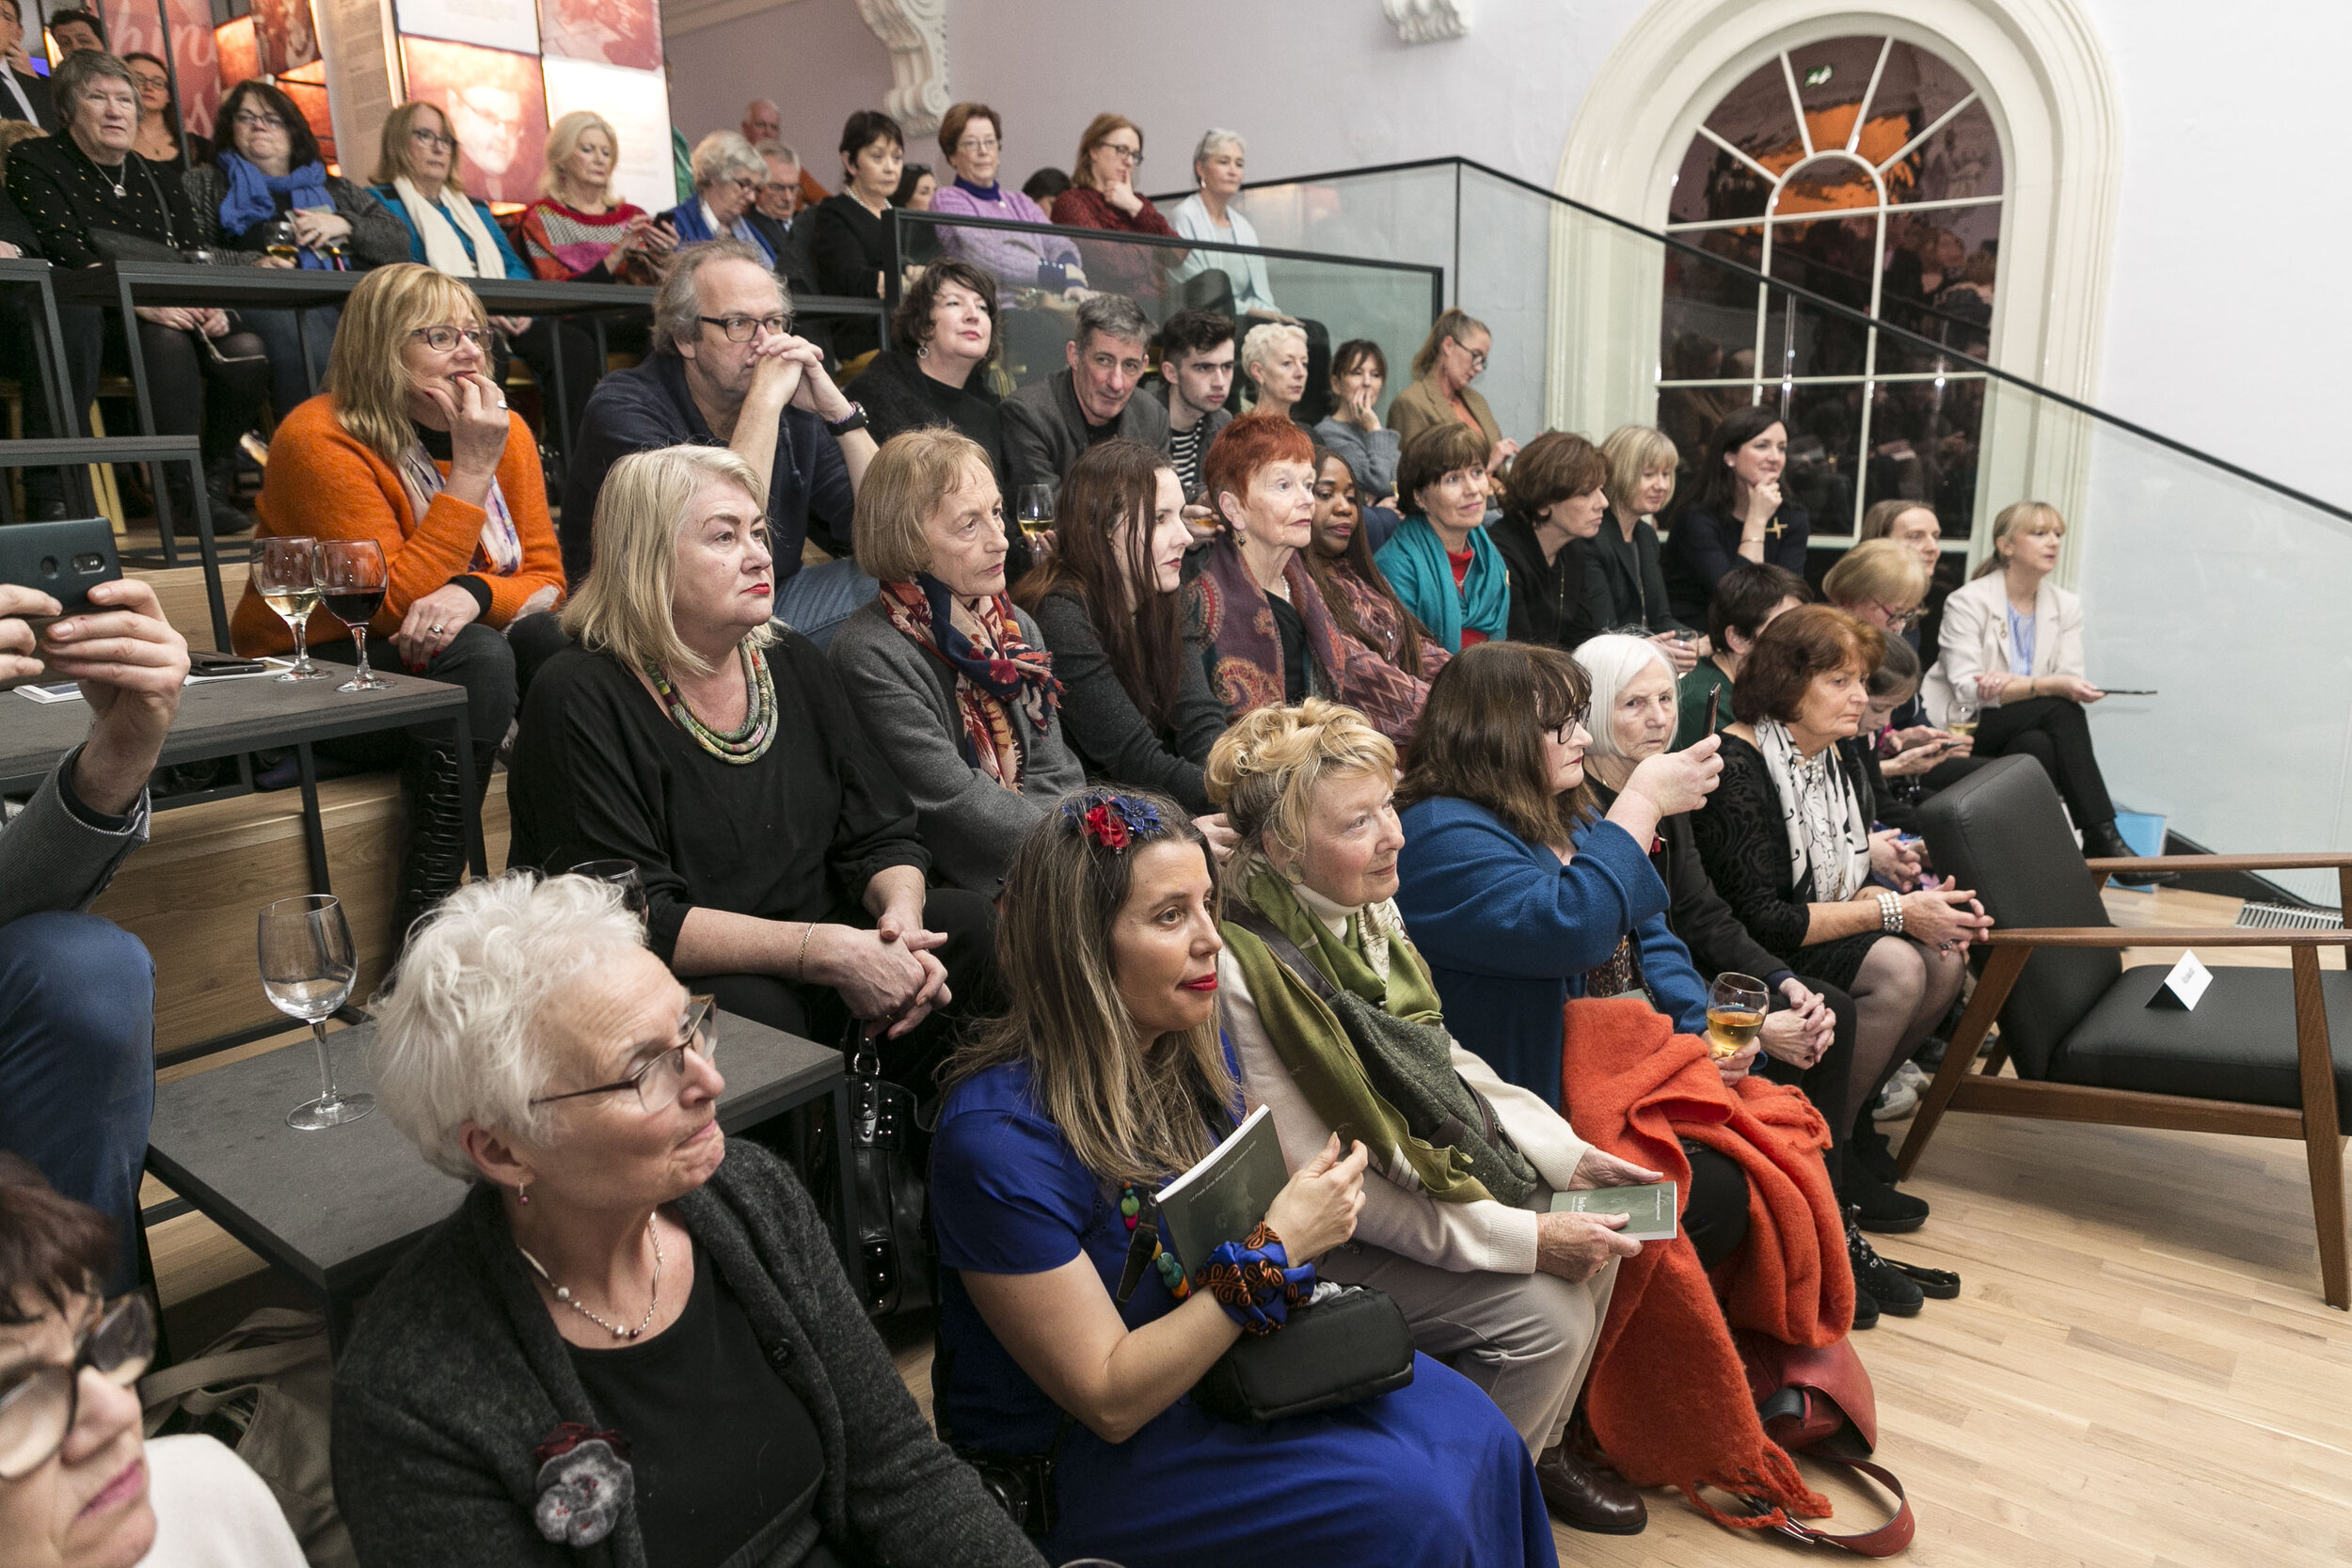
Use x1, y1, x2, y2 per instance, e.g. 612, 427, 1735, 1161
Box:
1190, 1282, 1416, 1423
807, 1023, 934, 1319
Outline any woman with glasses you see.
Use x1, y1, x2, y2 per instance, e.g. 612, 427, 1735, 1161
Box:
926, 102, 1086, 304
334, 875, 1045, 1568
1049, 112, 1174, 299
658, 131, 775, 263
1375, 421, 1510, 655
368, 99, 598, 447
122, 51, 200, 166
230, 263, 569, 946
1388, 309, 1511, 465
185, 78, 411, 423
0, 1154, 307, 1568
512, 443, 1000, 1091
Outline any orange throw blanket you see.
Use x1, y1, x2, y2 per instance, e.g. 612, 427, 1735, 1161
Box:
1560, 997, 1854, 1530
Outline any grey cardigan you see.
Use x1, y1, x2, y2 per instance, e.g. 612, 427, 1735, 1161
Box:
1311, 417, 1401, 499
330, 1144, 1044, 1568
0, 749, 148, 929
827, 599, 1086, 893
1026, 590, 1225, 815
999, 370, 1169, 491
180, 165, 413, 270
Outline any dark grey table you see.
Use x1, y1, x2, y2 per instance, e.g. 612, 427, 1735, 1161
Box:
146, 1009, 854, 1354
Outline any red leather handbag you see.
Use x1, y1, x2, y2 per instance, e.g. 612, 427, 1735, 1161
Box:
1734, 1330, 1916, 1556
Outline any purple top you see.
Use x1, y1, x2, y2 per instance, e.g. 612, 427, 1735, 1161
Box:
927, 177, 1084, 300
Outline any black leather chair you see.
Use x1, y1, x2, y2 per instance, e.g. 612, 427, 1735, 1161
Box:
1909, 756, 2352, 1308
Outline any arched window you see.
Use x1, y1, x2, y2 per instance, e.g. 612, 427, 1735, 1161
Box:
1656, 36, 2003, 538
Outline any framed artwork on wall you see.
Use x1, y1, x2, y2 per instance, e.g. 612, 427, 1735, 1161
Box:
400, 37, 549, 206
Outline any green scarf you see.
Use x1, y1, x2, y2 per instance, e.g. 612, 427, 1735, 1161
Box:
1225, 867, 1499, 1204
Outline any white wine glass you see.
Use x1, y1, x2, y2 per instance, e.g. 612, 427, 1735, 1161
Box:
258, 894, 373, 1131
1705, 972, 1768, 1061
251, 536, 324, 681
1015, 482, 1055, 542
317, 539, 391, 691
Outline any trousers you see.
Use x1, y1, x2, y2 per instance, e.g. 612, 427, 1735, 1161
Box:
0, 912, 156, 1291
775, 559, 879, 654
1973, 695, 2115, 827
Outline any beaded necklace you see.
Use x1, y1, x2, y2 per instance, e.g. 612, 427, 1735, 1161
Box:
1118, 1184, 1190, 1300
644, 642, 775, 764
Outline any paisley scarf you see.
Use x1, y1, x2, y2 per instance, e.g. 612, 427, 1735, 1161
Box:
880, 574, 1061, 789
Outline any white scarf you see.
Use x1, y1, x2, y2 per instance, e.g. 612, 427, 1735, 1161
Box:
394, 176, 504, 278
1755, 719, 1871, 902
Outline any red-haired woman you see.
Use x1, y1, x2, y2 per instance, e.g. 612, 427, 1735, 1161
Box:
1181, 413, 1433, 744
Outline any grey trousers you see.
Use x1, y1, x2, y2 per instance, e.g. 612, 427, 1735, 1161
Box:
1319, 1237, 1619, 1456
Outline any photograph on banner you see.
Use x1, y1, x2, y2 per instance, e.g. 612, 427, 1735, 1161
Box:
538, 0, 660, 71
401, 38, 548, 207
540, 55, 672, 214
394, 0, 541, 56
253, 0, 320, 76
97, 0, 222, 139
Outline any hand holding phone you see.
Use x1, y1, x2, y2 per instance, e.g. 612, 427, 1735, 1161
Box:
1703, 683, 1723, 737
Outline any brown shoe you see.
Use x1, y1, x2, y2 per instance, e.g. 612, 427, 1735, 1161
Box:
1534, 1442, 1647, 1534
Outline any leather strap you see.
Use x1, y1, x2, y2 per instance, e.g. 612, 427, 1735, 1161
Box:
1743, 1454, 1915, 1557
1227, 906, 1341, 1006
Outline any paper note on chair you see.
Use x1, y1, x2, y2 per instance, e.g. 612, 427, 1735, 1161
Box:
2148, 951, 2212, 1011
1550, 1181, 1679, 1242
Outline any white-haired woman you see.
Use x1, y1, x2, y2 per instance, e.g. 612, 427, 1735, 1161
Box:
659, 131, 774, 264
510, 442, 998, 1091
333, 874, 1047, 1568
1169, 129, 1279, 319
1241, 319, 1310, 423
518, 109, 676, 283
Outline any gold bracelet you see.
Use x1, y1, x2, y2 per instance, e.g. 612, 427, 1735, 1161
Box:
795, 922, 816, 981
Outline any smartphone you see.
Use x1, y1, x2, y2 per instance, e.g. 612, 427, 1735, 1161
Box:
187, 650, 270, 677
1704, 684, 1723, 736
0, 517, 120, 621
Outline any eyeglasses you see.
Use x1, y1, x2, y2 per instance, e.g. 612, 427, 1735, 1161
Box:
232, 110, 286, 131
1448, 338, 1489, 372
532, 996, 718, 1115
1101, 143, 1144, 166
700, 313, 790, 342
954, 135, 1000, 154
724, 176, 760, 194
1549, 710, 1590, 745
410, 127, 455, 150
0, 1296, 154, 1481
128, 75, 168, 92
409, 325, 490, 352
1873, 601, 1924, 628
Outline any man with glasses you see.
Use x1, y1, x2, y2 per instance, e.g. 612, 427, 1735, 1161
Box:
740, 97, 828, 209
563, 240, 881, 646
745, 139, 822, 303
1000, 292, 1169, 493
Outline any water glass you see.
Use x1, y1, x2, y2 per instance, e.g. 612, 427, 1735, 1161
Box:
258, 894, 373, 1130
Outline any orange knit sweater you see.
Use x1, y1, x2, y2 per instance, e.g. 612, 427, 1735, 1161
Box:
230, 396, 565, 657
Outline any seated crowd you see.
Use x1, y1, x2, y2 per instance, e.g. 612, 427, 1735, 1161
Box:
0, 70, 2174, 1568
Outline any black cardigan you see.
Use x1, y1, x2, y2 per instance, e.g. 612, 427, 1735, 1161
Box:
1586, 517, 1691, 635
1489, 514, 1600, 649
331, 1144, 1045, 1568
1659, 499, 1812, 625
7, 135, 200, 267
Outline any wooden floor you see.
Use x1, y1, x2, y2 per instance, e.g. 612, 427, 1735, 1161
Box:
151, 883, 2352, 1565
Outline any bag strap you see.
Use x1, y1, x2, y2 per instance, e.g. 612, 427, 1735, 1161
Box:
1228, 906, 1341, 1006
138, 1337, 321, 1409
1743, 1455, 1915, 1558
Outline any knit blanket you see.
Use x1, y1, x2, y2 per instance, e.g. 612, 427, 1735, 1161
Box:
1558, 996, 1854, 1532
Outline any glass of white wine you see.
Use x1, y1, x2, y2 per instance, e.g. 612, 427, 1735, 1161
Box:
252, 536, 325, 680
1947, 686, 1979, 740
1706, 973, 1768, 1061
259, 894, 373, 1131
1015, 482, 1055, 542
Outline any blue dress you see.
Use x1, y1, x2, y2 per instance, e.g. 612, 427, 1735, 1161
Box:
931, 1060, 1559, 1568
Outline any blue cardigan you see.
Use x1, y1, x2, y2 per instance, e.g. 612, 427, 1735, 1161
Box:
660, 198, 776, 264
368, 184, 528, 278
1394, 795, 1708, 1110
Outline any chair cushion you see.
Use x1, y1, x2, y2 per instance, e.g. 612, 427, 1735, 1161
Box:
2055, 963, 2352, 1113
1917, 756, 2117, 1080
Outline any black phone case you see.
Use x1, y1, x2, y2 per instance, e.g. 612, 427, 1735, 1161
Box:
0, 517, 120, 619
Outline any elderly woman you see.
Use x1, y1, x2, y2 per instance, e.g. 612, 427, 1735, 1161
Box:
1049, 112, 1175, 298
519, 110, 675, 284
928, 102, 1086, 301
1012, 438, 1228, 812
1312, 338, 1402, 502
1240, 319, 1310, 423
1300, 442, 1445, 687
369, 99, 596, 446
7, 49, 270, 531
1595, 424, 1700, 660
847, 257, 1009, 479
1182, 412, 1430, 744
829, 429, 1085, 893
1388, 308, 1507, 457
808, 109, 909, 356
1489, 429, 1606, 652
334, 875, 1045, 1568
1375, 421, 1509, 654
1658, 404, 1810, 625
185, 77, 411, 421
1168, 129, 1277, 319
230, 263, 567, 942
660, 131, 772, 261
0, 1157, 309, 1568
932, 790, 1556, 1567
1676, 561, 1810, 750
511, 443, 993, 1086
1205, 703, 1660, 1534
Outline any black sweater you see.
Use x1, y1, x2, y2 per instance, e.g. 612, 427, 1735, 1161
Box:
1489, 514, 1601, 650
8, 135, 200, 266
851, 349, 1008, 481
1027, 589, 1229, 814
807, 194, 891, 355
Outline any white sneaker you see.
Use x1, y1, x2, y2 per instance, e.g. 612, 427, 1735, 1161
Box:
1896, 1061, 1931, 1095
1873, 1077, 1921, 1121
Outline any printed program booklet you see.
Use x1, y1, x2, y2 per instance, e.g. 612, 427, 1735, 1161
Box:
1550, 1180, 1679, 1242
1153, 1104, 1290, 1274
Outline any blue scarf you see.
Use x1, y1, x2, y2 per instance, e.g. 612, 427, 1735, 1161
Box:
217, 151, 335, 268
1373, 515, 1510, 653
950, 175, 1002, 201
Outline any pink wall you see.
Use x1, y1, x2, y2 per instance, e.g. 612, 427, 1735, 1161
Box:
660, 0, 890, 184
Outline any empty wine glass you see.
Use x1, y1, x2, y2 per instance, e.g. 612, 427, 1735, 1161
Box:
570, 860, 650, 924
258, 894, 373, 1131
251, 536, 325, 681
316, 539, 391, 691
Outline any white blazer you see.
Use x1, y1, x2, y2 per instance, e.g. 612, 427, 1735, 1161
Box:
1923, 573, 2084, 725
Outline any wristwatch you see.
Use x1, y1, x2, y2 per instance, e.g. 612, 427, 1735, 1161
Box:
823, 401, 868, 436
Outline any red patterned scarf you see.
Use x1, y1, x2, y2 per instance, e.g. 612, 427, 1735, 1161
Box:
881, 575, 1061, 789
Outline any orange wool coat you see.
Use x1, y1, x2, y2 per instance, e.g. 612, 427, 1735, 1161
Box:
230, 395, 565, 657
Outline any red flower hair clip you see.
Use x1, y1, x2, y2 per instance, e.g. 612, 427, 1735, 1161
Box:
1066, 791, 1164, 851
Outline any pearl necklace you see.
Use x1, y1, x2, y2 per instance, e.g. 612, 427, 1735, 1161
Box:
516, 1219, 664, 1340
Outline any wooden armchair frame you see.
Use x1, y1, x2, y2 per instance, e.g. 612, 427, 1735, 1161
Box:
1897, 854, 2352, 1310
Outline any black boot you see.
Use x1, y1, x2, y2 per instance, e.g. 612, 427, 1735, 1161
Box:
1846, 1208, 1925, 1317
390, 748, 469, 958
2083, 818, 2174, 887
164, 463, 249, 538
203, 456, 256, 534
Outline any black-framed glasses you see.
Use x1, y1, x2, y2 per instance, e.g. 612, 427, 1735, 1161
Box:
1102, 143, 1144, 166
1873, 601, 1924, 629
232, 111, 286, 132
0, 1295, 154, 1481
410, 325, 490, 352
531, 995, 718, 1115
1549, 709, 1590, 744
1447, 337, 1489, 372
699, 313, 789, 342
410, 127, 455, 150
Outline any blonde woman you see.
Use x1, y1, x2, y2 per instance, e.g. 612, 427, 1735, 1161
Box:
1594, 424, 1699, 656
1240, 318, 1310, 422
229, 262, 567, 940
508, 441, 1001, 1087
1389, 308, 1509, 460
517, 108, 675, 282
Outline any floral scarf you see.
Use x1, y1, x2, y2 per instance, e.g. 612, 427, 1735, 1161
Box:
396, 443, 520, 575
880, 574, 1061, 789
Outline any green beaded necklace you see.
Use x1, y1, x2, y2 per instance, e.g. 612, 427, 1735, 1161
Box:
644, 642, 776, 764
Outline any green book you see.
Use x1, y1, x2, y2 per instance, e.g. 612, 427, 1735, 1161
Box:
1550, 1180, 1679, 1242
1153, 1104, 1290, 1274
